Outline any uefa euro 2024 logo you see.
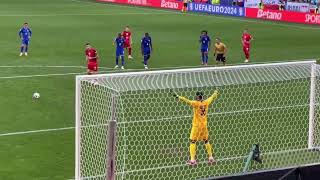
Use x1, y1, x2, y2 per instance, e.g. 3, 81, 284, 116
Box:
188, 3, 193, 11
239, 8, 243, 16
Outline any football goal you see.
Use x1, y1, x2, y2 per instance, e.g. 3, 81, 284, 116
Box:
75, 60, 320, 180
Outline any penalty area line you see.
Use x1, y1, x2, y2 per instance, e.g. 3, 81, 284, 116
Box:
0, 59, 315, 79
0, 65, 113, 70
0, 69, 113, 79
0, 72, 85, 79
0, 127, 75, 137
0, 65, 88, 68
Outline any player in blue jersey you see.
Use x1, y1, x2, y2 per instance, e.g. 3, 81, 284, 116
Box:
199, 30, 211, 66
19, 22, 32, 56
141, 33, 152, 70
114, 33, 125, 70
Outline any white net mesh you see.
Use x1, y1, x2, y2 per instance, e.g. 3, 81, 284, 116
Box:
76, 61, 320, 180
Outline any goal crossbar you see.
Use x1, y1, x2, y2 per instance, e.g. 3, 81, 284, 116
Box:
77, 60, 316, 79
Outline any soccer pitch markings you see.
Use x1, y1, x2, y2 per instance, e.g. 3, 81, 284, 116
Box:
0, 58, 315, 79
112, 148, 311, 175
0, 61, 317, 179
0, 64, 312, 139
0, 101, 310, 136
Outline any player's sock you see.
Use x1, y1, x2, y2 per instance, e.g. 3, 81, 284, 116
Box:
201, 54, 205, 64
121, 56, 125, 66
20, 46, 24, 53
25, 46, 28, 52
128, 48, 132, 56
190, 143, 196, 161
144, 56, 147, 65
205, 143, 213, 158
115, 57, 119, 65
205, 54, 208, 64
245, 51, 250, 60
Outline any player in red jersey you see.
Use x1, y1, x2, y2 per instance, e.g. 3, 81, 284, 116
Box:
85, 43, 99, 75
242, 29, 253, 63
122, 26, 133, 59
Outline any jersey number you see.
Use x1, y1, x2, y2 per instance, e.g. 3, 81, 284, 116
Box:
199, 106, 206, 116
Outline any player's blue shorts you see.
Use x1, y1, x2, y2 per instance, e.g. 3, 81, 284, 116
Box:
143, 48, 151, 56
116, 48, 124, 57
201, 47, 209, 53
21, 39, 30, 46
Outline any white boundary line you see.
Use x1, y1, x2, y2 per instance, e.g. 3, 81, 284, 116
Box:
0, 65, 113, 70
0, 59, 316, 78
118, 104, 309, 125
0, 72, 84, 79
0, 65, 87, 68
79, 60, 316, 78
0, 59, 314, 69
75, 147, 311, 179
0, 103, 311, 137
0, 59, 316, 79
0, 127, 74, 137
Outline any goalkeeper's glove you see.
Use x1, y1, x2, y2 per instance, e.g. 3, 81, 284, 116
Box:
170, 89, 179, 98
214, 90, 219, 95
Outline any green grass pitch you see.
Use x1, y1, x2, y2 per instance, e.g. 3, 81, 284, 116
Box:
0, 0, 319, 179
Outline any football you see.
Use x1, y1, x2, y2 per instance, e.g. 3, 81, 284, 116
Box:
33, 92, 40, 99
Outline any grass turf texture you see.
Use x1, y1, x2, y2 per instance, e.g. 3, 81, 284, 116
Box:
0, 0, 319, 179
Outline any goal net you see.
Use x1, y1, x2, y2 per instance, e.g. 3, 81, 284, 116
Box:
75, 61, 320, 180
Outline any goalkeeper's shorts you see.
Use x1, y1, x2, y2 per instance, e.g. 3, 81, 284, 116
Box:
190, 126, 209, 141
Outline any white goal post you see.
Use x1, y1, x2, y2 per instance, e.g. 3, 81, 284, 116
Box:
75, 60, 320, 180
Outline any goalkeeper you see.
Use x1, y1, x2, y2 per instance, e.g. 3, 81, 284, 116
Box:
171, 90, 219, 165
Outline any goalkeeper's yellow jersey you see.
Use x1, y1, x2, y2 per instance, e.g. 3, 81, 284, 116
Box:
178, 92, 219, 127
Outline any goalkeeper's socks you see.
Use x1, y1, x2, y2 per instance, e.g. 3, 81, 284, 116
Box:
190, 143, 196, 161
205, 143, 213, 157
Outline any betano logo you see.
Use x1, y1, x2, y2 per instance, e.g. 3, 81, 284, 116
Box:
161, 0, 179, 9
257, 9, 282, 20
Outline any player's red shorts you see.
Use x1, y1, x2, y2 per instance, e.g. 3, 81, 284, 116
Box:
87, 61, 98, 71
124, 41, 131, 48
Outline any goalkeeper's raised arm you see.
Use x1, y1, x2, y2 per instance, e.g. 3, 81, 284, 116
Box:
205, 90, 219, 105
170, 89, 219, 106
170, 89, 195, 106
